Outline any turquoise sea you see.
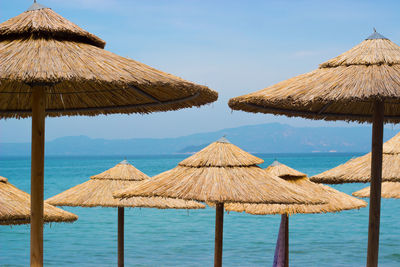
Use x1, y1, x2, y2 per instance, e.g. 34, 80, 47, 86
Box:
1, 153, 399, 267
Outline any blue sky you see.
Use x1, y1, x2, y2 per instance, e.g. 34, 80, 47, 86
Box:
1, 0, 400, 142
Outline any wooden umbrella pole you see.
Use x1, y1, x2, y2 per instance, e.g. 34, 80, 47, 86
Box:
118, 207, 124, 267
214, 203, 224, 267
284, 214, 289, 267
273, 214, 289, 267
30, 86, 46, 267
366, 100, 384, 267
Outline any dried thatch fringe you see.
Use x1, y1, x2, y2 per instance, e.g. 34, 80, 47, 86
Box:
225, 162, 366, 215
0, 176, 78, 225
353, 182, 400, 199
114, 140, 327, 205
0, 7, 218, 119
311, 132, 400, 184
46, 161, 205, 209
228, 36, 400, 123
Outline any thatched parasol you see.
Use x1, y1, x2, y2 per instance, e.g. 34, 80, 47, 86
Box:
225, 161, 366, 267
265, 160, 307, 179
0, 2, 217, 266
0, 176, 77, 225
46, 160, 204, 267
114, 138, 325, 267
353, 182, 400, 199
311, 132, 400, 184
228, 29, 400, 266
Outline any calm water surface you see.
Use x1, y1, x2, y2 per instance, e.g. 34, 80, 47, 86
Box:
1, 153, 399, 266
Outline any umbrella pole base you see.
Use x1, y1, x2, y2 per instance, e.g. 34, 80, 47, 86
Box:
214, 203, 224, 267
366, 101, 384, 267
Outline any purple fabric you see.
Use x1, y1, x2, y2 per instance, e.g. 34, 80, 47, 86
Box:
273, 215, 288, 267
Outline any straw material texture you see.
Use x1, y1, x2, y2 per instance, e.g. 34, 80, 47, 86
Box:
46, 162, 205, 209
91, 161, 148, 181
225, 177, 367, 215
265, 160, 306, 179
179, 141, 264, 167
0, 7, 218, 119
0, 6, 105, 48
114, 140, 326, 205
311, 132, 400, 184
353, 182, 400, 199
0, 176, 78, 225
229, 37, 400, 123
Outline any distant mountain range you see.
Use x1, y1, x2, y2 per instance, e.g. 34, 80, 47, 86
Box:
1, 123, 398, 156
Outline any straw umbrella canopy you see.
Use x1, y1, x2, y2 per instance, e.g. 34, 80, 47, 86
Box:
0, 176, 77, 225
225, 161, 366, 267
226, 161, 367, 214
0, 2, 217, 266
353, 182, 400, 199
311, 132, 400, 184
114, 138, 326, 267
46, 160, 204, 267
228, 30, 400, 266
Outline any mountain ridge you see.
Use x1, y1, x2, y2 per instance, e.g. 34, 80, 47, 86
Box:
1, 123, 398, 156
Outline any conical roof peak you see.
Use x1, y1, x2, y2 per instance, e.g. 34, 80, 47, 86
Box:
270, 160, 281, 167
320, 32, 400, 68
265, 161, 306, 179
0, 6, 105, 48
366, 28, 388, 40
27, 2, 48, 12
90, 161, 149, 181
179, 139, 264, 167
119, 159, 129, 165
216, 136, 231, 144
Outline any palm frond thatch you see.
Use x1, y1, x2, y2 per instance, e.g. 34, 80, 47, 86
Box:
228, 33, 400, 123
46, 161, 205, 209
0, 7, 218, 119
311, 132, 400, 184
114, 139, 326, 205
352, 182, 400, 199
0, 176, 78, 225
